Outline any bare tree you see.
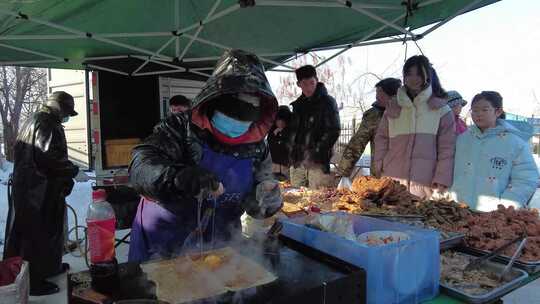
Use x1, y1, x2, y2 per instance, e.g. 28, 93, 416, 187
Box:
274, 53, 379, 117
0, 66, 47, 161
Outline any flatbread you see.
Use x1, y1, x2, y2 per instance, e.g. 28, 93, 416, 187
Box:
141, 247, 276, 303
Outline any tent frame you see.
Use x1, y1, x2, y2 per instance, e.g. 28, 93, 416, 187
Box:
0, 0, 488, 75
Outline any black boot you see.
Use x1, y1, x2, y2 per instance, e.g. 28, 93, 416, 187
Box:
51, 262, 70, 276
30, 280, 60, 296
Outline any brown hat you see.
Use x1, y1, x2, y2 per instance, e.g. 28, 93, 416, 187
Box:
47, 91, 78, 116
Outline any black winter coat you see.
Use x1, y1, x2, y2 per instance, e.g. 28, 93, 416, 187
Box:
3, 107, 78, 282
288, 83, 341, 173
129, 49, 281, 220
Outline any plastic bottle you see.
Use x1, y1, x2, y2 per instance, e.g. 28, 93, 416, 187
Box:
87, 189, 118, 293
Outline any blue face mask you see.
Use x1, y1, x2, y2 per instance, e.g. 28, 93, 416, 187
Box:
62, 116, 70, 123
211, 111, 252, 138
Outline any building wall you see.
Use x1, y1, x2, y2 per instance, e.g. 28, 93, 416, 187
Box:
47, 69, 89, 168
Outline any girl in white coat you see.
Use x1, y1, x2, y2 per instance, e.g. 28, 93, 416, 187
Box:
451, 91, 539, 211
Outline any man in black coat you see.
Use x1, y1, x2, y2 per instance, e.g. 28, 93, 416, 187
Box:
288, 65, 341, 188
3, 91, 79, 296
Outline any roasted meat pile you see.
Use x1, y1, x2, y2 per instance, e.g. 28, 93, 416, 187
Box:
456, 205, 540, 262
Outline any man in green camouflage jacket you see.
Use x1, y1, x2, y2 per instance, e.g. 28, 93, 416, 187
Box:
337, 78, 401, 178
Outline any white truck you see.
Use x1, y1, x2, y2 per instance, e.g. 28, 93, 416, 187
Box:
47, 69, 206, 227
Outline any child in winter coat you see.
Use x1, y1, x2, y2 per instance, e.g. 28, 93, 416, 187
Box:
451, 91, 539, 211
373, 55, 456, 199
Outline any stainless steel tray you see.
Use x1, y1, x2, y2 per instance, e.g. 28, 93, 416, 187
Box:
461, 246, 540, 274
441, 252, 529, 304
440, 233, 465, 250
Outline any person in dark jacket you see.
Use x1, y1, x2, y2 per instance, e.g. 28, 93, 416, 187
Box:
268, 105, 292, 180
288, 65, 340, 189
3, 91, 79, 296
336, 78, 401, 178
128, 50, 282, 262
169, 94, 191, 114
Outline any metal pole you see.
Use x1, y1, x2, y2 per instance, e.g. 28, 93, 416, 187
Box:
315, 13, 406, 68
0, 59, 63, 65
86, 64, 129, 76
256, 0, 401, 10
178, 0, 222, 62
335, 0, 416, 38
0, 42, 63, 60
0, 8, 173, 61
175, 0, 181, 57
133, 69, 183, 76
132, 37, 176, 74
182, 33, 294, 70
422, 0, 486, 37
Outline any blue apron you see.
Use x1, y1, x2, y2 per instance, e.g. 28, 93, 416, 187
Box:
128, 145, 254, 262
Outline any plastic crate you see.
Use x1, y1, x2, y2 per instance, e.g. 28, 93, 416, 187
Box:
0, 261, 29, 304
279, 213, 439, 304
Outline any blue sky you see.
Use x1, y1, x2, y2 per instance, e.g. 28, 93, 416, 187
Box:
268, 0, 540, 118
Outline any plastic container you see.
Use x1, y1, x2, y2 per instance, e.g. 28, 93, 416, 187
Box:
279, 212, 440, 304
0, 261, 29, 304
87, 189, 116, 264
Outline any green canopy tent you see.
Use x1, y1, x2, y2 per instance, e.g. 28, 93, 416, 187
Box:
0, 0, 499, 77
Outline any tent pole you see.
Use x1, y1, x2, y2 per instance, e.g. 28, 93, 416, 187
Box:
190, 70, 212, 78
0, 34, 81, 40
256, 1, 401, 10
178, 0, 222, 62
0, 8, 173, 61
270, 69, 294, 73
171, 4, 240, 39
86, 64, 129, 76
175, 0, 181, 57
335, 0, 416, 39
422, 0, 486, 37
182, 33, 294, 70
0, 42, 63, 60
132, 37, 176, 74
84, 55, 130, 61
0, 59, 63, 65
132, 55, 186, 72
316, 13, 407, 67
133, 70, 183, 76
181, 56, 222, 63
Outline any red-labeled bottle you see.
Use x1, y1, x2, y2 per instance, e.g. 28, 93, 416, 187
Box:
87, 189, 118, 293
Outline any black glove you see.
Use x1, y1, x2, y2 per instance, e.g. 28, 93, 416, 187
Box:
242, 181, 283, 219
173, 166, 220, 198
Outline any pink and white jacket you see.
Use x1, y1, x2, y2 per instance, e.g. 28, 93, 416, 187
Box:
373, 85, 456, 192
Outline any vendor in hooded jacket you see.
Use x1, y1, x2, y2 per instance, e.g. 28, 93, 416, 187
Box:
127, 50, 282, 262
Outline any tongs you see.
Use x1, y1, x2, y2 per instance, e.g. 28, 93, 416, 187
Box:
464, 233, 527, 273
499, 237, 527, 282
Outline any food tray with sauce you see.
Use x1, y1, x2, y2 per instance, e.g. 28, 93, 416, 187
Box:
440, 250, 528, 303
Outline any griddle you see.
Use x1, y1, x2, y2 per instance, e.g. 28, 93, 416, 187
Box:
69, 236, 367, 304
